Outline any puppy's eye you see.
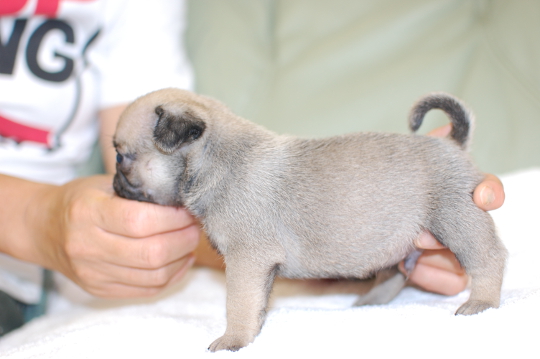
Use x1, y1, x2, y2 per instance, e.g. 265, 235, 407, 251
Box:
188, 128, 202, 140
116, 153, 124, 164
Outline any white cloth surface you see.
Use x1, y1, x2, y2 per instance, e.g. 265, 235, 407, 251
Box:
0, 168, 538, 358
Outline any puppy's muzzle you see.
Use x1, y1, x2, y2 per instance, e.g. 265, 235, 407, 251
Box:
113, 168, 155, 204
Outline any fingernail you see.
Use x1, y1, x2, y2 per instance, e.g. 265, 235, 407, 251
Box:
481, 185, 495, 206
414, 231, 430, 248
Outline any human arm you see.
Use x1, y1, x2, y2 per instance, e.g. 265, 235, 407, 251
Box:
0, 173, 201, 298
399, 124, 505, 295
0, 0, 202, 298
0, 104, 218, 298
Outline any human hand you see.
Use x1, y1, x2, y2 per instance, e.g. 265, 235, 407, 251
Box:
398, 124, 505, 295
28, 175, 200, 298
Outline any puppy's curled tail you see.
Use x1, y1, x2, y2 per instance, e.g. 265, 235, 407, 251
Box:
409, 92, 474, 150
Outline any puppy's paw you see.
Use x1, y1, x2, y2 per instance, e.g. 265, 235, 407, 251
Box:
455, 300, 497, 316
208, 334, 251, 352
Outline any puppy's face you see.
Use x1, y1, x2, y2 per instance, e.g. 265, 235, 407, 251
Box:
112, 89, 214, 206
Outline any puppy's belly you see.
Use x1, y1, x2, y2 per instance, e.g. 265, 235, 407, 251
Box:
277, 239, 414, 280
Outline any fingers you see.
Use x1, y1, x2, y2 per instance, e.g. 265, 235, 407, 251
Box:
402, 262, 469, 296
68, 223, 200, 269
97, 196, 197, 238
67, 224, 199, 298
400, 231, 468, 295
473, 173, 505, 211
413, 232, 466, 275
82, 254, 196, 298
69, 223, 199, 298
55, 175, 202, 298
427, 123, 452, 137
414, 231, 446, 250
61, 175, 197, 239
112, 224, 200, 269
414, 249, 465, 275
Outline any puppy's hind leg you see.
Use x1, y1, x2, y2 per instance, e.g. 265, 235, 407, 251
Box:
353, 266, 406, 306
430, 204, 507, 315
208, 256, 277, 352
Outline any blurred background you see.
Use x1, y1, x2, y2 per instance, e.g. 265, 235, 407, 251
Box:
185, 0, 540, 175
79, 0, 539, 177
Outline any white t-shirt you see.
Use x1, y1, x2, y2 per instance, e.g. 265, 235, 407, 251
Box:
0, 0, 193, 303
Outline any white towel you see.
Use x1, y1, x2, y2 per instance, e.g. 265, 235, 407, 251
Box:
1, 169, 539, 358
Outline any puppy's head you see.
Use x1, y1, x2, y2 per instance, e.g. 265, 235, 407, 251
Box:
112, 88, 223, 206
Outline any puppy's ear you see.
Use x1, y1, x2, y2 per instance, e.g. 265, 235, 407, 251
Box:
153, 106, 206, 154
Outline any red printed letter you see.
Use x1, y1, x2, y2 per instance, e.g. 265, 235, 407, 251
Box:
35, 0, 60, 17
0, 0, 27, 15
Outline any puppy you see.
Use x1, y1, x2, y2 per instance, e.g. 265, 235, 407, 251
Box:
113, 89, 507, 352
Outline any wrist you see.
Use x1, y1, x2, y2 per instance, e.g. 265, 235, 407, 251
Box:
23, 181, 66, 271
0, 174, 59, 268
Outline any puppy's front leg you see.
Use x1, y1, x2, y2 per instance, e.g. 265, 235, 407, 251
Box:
209, 258, 277, 352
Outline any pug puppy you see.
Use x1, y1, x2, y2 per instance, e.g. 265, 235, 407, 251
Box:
113, 89, 507, 352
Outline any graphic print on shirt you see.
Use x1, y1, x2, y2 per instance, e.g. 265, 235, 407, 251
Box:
0, 0, 100, 150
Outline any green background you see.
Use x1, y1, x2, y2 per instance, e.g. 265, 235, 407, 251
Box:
81, 0, 540, 176
186, 0, 540, 175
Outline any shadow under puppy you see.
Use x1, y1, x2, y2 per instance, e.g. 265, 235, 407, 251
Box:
112, 89, 507, 352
